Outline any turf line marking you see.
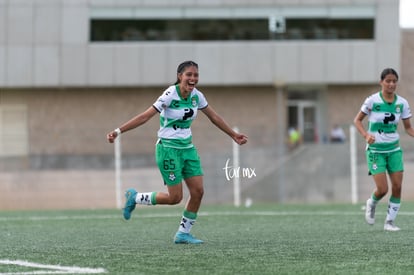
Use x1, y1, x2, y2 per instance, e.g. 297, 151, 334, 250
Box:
1, 210, 414, 222
0, 259, 106, 274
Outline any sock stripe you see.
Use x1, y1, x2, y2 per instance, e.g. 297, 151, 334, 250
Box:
372, 193, 380, 202
151, 192, 157, 205
390, 196, 401, 204
183, 210, 197, 220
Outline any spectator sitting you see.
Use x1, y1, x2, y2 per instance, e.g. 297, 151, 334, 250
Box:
330, 124, 346, 143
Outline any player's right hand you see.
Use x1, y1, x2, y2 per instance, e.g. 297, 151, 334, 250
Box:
365, 134, 375, 144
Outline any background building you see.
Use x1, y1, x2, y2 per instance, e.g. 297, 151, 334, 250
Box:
1, 0, 412, 209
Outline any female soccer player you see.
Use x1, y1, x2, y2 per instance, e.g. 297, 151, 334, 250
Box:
107, 61, 248, 243
354, 68, 414, 231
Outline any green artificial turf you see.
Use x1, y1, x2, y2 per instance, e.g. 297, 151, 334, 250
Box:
1, 203, 414, 274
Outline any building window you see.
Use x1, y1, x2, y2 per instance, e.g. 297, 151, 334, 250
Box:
90, 18, 374, 42
280, 18, 374, 40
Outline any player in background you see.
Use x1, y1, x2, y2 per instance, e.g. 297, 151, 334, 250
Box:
353, 68, 414, 231
107, 61, 248, 244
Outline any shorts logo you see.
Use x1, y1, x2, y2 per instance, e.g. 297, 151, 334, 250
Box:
372, 163, 378, 170
169, 172, 176, 181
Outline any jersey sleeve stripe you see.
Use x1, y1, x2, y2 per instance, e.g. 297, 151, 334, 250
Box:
198, 104, 208, 110
152, 105, 161, 113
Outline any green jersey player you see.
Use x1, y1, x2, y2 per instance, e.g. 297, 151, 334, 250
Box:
107, 61, 248, 244
354, 68, 414, 231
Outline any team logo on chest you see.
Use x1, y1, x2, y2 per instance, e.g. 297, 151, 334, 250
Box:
395, 106, 401, 114
191, 97, 197, 107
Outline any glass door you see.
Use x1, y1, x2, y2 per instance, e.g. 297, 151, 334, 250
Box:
287, 100, 317, 143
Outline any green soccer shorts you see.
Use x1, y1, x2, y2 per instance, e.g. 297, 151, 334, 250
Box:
155, 142, 204, 186
366, 149, 404, 175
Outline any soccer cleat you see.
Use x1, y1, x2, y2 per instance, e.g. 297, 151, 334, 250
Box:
174, 232, 204, 244
123, 188, 137, 220
384, 221, 400, 232
365, 199, 376, 225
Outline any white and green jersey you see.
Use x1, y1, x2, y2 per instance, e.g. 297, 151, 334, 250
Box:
153, 85, 208, 148
361, 91, 412, 152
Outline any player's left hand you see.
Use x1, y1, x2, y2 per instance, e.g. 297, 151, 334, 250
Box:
234, 133, 248, 145
107, 131, 118, 143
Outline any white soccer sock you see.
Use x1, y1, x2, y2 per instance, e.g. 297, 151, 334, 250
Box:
369, 195, 379, 206
135, 192, 154, 205
385, 202, 401, 222
178, 216, 196, 234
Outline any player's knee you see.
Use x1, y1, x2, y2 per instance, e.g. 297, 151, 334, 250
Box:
168, 193, 183, 205
190, 187, 204, 202
196, 188, 204, 199
392, 184, 402, 196
377, 188, 388, 198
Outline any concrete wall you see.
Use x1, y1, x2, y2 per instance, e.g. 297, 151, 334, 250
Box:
0, 83, 390, 210
0, 0, 400, 87
0, 84, 375, 165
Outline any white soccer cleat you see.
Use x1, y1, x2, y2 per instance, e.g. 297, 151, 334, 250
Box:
384, 221, 400, 232
365, 199, 376, 225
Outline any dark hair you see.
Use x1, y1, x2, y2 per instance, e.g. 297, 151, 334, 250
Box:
380, 68, 399, 81
174, 61, 198, 85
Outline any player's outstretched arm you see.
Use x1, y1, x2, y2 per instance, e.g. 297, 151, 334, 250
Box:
107, 106, 158, 143
402, 118, 414, 138
201, 106, 248, 145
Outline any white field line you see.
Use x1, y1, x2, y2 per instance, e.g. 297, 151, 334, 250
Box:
0, 259, 106, 275
1, 210, 414, 222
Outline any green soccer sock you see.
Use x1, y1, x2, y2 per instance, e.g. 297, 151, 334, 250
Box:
389, 195, 401, 204
151, 192, 157, 205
